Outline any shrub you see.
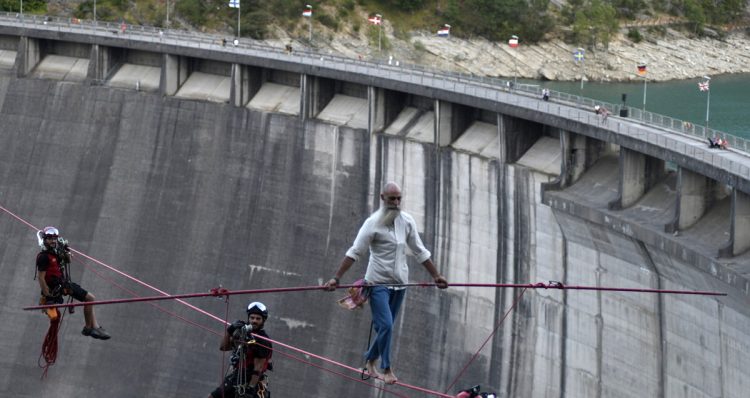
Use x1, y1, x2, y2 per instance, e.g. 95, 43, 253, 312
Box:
627, 28, 642, 42
317, 12, 340, 31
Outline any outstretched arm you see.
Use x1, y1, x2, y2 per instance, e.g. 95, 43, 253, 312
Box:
421, 259, 448, 289
323, 256, 355, 291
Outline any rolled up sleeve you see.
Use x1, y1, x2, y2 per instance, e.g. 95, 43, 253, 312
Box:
345, 218, 374, 262
405, 218, 431, 263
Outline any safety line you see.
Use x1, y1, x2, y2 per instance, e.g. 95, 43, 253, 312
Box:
1, 204, 455, 396
23, 281, 728, 311
0, 202, 229, 324
75, 256, 222, 336
0, 203, 727, 396
251, 334, 455, 398
444, 287, 528, 393
68, 247, 228, 324
250, 339, 413, 398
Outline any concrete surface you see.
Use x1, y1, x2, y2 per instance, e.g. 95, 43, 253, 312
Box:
516, 136, 562, 175
0, 67, 748, 398
452, 121, 497, 156
175, 71, 230, 103
108, 63, 160, 92
316, 94, 368, 129
31, 54, 88, 82
0, 49, 14, 70
247, 82, 300, 115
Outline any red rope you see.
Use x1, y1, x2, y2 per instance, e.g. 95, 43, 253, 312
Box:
253, 333, 446, 398
24, 281, 727, 312
38, 313, 64, 379
0, 203, 725, 395
72, 256, 222, 336
253, 332, 455, 397
444, 287, 528, 393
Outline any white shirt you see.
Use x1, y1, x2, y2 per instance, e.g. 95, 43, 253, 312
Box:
345, 210, 431, 285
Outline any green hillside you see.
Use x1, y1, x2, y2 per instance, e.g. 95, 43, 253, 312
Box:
2, 0, 747, 47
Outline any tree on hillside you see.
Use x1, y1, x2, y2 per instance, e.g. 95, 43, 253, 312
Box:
563, 0, 618, 49
0, 0, 46, 13
444, 0, 553, 42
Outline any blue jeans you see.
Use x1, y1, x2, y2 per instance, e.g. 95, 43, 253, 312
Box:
364, 286, 406, 370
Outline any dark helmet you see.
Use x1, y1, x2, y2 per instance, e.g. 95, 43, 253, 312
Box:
42, 226, 60, 238
247, 301, 268, 320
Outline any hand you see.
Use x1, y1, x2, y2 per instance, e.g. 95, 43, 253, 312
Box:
434, 275, 448, 289
323, 277, 338, 292
227, 320, 245, 334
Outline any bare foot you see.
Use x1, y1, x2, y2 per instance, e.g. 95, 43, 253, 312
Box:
365, 360, 383, 379
383, 368, 398, 385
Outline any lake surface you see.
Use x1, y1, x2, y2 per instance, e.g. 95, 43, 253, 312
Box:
527, 73, 749, 138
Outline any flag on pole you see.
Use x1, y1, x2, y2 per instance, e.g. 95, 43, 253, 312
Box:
437, 25, 450, 37
508, 35, 519, 48
229, 0, 240, 8
302, 9, 312, 17
368, 15, 382, 25
573, 48, 584, 62
637, 63, 647, 76
698, 81, 709, 91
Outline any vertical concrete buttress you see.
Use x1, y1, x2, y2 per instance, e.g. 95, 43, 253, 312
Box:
161, 53, 188, 96
676, 168, 708, 230
300, 74, 335, 120
230, 64, 248, 107
435, 99, 453, 147
609, 147, 665, 209
15, 36, 40, 77
731, 189, 750, 256
87, 44, 121, 82
368, 86, 384, 133
230, 64, 263, 107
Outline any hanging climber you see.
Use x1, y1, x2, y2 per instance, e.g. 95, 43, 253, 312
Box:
35, 226, 110, 340
209, 301, 274, 398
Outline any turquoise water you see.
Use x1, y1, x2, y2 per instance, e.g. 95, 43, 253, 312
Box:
528, 73, 749, 138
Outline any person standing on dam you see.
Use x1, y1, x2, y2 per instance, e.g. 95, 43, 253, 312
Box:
323, 181, 448, 384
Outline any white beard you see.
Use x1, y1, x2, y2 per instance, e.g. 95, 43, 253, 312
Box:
378, 208, 400, 227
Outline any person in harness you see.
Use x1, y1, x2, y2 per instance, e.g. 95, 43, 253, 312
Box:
35, 226, 110, 340
209, 301, 273, 398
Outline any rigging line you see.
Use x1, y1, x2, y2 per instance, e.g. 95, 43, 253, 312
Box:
255, 342, 413, 398
67, 247, 228, 324
3, 204, 447, 396
0, 204, 39, 230
251, 332, 455, 398
75, 256, 223, 336
24, 281, 728, 311
0, 202, 227, 324
443, 287, 528, 394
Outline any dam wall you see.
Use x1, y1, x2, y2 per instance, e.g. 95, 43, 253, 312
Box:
0, 74, 748, 397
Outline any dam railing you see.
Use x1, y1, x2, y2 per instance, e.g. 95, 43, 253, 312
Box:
0, 12, 745, 155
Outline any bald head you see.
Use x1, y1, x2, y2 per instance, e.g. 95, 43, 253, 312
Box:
380, 182, 402, 211
382, 182, 401, 196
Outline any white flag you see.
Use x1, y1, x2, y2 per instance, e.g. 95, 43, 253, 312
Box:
229, 0, 240, 8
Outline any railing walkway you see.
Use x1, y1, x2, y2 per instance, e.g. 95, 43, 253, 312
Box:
0, 12, 748, 167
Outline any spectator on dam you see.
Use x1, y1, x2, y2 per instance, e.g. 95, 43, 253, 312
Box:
36, 226, 110, 340
209, 301, 273, 398
323, 181, 448, 385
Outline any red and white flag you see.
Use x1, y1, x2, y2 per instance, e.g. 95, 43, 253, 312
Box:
698, 81, 709, 92
368, 15, 382, 25
508, 36, 519, 48
302, 9, 312, 17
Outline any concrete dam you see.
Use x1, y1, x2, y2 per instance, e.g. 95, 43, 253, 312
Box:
0, 19, 749, 398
